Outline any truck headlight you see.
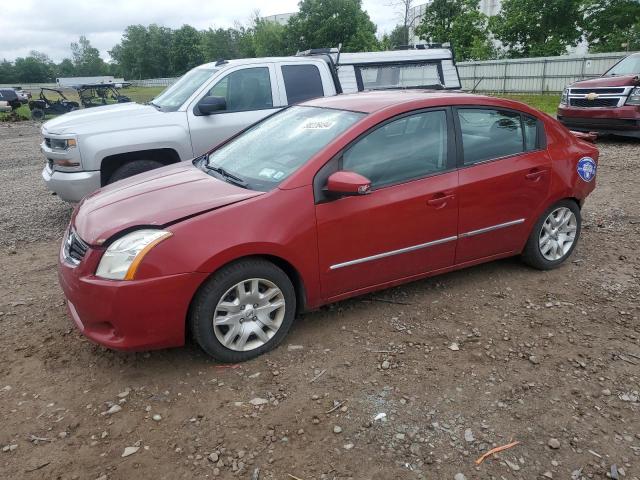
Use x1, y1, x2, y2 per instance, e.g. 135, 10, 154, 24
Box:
626, 87, 640, 106
560, 88, 569, 106
49, 138, 77, 150
96, 229, 172, 280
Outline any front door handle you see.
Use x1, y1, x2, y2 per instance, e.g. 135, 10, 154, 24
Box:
427, 192, 455, 208
525, 169, 545, 181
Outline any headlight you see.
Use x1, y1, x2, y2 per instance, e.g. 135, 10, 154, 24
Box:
626, 87, 640, 106
49, 138, 77, 150
560, 88, 569, 106
96, 229, 172, 280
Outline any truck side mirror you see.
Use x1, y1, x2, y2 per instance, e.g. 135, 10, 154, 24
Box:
196, 96, 227, 116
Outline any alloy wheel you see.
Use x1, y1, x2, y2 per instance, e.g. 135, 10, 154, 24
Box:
538, 207, 578, 261
213, 278, 286, 352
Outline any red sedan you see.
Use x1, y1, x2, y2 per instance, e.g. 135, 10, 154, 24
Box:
59, 91, 598, 362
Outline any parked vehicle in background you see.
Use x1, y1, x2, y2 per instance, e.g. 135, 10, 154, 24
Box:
28, 88, 79, 120
58, 91, 597, 362
0, 89, 22, 111
12, 87, 31, 103
40, 46, 460, 203
74, 83, 131, 108
558, 52, 640, 138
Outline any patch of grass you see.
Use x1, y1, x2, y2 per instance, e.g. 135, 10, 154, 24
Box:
0, 86, 166, 122
0, 104, 31, 121
487, 93, 561, 116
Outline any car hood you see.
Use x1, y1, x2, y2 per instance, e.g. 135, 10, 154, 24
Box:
42, 102, 163, 135
73, 163, 264, 245
570, 75, 639, 88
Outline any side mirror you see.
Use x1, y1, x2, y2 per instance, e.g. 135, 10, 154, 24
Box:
197, 96, 226, 115
326, 171, 371, 197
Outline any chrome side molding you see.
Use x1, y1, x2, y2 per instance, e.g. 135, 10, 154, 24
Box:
329, 218, 525, 270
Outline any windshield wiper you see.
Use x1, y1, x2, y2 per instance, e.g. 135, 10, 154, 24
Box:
204, 162, 249, 188
148, 101, 162, 110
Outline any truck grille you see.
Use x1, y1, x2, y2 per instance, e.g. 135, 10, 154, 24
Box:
566, 86, 631, 109
64, 229, 89, 265
570, 98, 619, 108
570, 87, 625, 95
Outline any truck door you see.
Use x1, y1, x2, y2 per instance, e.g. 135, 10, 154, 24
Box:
186, 63, 282, 156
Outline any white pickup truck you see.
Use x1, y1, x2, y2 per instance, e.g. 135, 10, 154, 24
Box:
41, 47, 461, 202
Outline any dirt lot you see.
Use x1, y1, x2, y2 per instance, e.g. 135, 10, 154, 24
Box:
0, 122, 639, 480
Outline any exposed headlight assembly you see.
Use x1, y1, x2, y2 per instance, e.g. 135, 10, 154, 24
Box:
96, 229, 172, 280
626, 87, 640, 106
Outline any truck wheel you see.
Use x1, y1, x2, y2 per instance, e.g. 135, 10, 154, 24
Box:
30, 108, 45, 121
107, 160, 164, 184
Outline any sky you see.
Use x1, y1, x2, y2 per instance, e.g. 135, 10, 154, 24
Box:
0, 0, 404, 63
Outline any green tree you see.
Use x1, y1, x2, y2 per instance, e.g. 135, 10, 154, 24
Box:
170, 25, 205, 75
287, 0, 379, 52
0, 59, 17, 83
56, 58, 76, 77
382, 25, 410, 50
415, 0, 495, 60
252, 18, 290, 57
71, 36, 108, 75
489, 0, 582, 57
13, 51, 55, 82
582, 0, 640, 53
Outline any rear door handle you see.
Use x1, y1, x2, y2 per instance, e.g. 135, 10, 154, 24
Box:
525, 169, 545, 181
427, 192, 455, 208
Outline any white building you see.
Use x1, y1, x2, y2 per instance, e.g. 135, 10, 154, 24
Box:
261, 12, 295, 26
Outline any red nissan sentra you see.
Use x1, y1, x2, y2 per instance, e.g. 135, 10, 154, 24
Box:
58, 91, 598, 362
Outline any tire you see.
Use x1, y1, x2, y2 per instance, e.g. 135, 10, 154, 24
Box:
189, 259, 296, 363
521, 199, 581, 270
30, 108, 45, 121
107, 160, 164, 184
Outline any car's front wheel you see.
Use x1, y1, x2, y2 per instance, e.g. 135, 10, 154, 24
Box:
189, 259, 296, 362
521, 199, 581, 270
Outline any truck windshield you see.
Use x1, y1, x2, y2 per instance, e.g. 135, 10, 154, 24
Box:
203, 106, 365, 191
151, 67, 217, 111
605, 55, 640, 76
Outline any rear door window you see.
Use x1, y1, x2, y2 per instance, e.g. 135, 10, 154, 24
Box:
457, 108, 526, 165
282, 64, 324, 104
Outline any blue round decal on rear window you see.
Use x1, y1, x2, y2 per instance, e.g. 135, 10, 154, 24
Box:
577, 157, 596, 182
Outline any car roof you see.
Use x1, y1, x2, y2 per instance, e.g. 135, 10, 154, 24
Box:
300, 90, 514, 114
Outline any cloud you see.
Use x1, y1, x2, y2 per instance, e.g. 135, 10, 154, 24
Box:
0, 0, 400, 62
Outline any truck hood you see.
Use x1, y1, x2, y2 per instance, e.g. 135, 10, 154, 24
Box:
43, 102, 163, 135
73, 163, 264, 245
569, 75, 639, 88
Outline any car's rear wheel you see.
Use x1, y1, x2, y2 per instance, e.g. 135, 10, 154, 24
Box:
108, 160, 164, 184
189, 259, 296, 362
521, 199, 581, 270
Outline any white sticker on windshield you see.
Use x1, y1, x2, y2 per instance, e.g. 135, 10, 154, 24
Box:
302, 120, 335, 129
273, 171, 285, 180
258, 168, 277, 178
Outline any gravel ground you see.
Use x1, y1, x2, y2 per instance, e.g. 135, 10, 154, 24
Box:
0, 122, 639, 480
0, 122, 71, 248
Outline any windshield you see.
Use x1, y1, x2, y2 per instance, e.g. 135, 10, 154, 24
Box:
151, 67, 217, 111
204, 106, 365, 191
604, 55, 640, 76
